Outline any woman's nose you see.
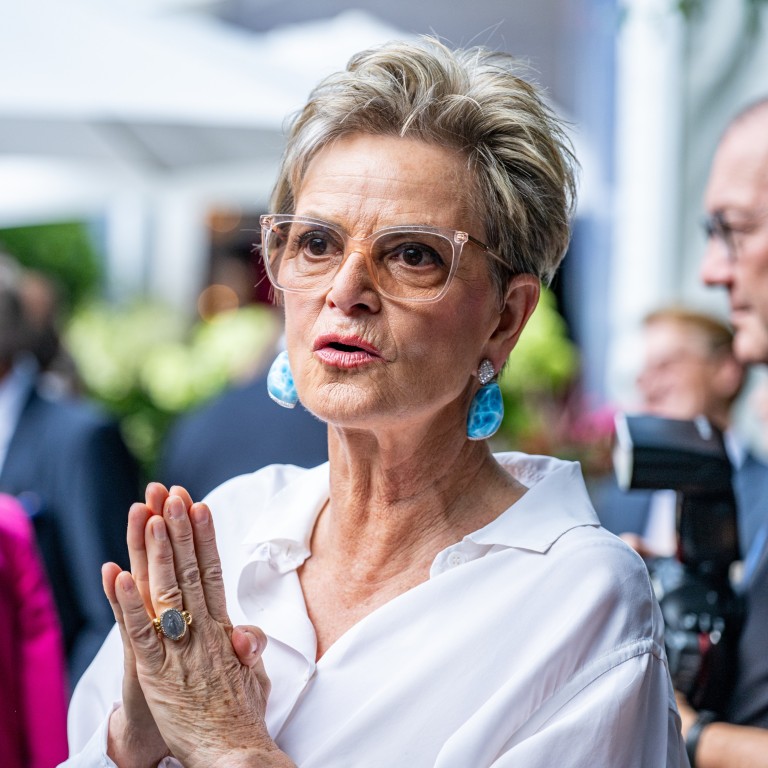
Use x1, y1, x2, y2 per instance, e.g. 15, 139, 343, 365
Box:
325, 249, 381, 313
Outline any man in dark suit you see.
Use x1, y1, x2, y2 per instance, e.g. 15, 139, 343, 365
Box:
594, 305, 768, 561
0, 259, 140, 689
158, 362, 328, 501
679, 98, 768, 764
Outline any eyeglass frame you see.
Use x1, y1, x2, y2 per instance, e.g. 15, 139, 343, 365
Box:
259, 213, 504, 303
702, 208, 768, 263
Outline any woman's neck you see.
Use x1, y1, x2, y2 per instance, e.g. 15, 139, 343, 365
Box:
299, 429, 526, 659
317, 427, 525, 570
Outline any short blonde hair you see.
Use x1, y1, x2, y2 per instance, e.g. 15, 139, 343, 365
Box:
270, 37, 577, 296
642, 306, 735, 357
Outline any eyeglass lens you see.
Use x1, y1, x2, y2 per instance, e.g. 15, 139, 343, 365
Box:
703, 213, 737, 261
703, 208, 768, 262
264, 219, 457, 299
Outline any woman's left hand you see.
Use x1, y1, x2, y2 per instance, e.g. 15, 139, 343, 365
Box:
112, 492, 295, 768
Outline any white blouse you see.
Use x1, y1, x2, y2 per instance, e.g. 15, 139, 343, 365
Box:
63, 453, 686, 767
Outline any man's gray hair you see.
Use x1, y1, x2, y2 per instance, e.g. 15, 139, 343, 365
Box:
270, 36, 578, 297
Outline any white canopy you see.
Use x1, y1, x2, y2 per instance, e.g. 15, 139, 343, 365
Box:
0, 0, 409, 304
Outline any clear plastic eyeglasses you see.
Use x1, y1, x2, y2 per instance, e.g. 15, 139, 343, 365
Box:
702, 208, 768, 263
259, 213, 498, 303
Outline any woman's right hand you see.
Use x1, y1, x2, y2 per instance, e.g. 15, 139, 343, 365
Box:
103, 483, 271, 767
102, 483, 179, 767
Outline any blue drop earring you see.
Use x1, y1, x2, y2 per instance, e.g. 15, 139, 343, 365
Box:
466, 358, 504, 441
267, 350, 298, 409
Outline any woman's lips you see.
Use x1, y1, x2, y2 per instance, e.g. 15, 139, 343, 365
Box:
312, 334, 382, 368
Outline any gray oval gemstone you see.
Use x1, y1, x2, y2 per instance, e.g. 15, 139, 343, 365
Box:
160, 608, 187, 640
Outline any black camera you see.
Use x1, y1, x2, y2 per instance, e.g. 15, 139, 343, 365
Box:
612, 413, 744, 714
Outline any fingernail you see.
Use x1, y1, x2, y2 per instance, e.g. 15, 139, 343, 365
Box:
247, 630, 265, 655
192, 504, 210, 526
118, 573, 136, 593
167, 497, 185, 520
152, 519, 167, 540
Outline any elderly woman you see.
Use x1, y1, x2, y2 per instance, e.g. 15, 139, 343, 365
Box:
64, 38, 685, 767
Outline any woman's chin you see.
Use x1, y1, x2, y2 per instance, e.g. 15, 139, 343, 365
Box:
299, 384, 386, 427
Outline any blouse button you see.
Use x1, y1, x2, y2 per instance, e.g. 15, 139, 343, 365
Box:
447, 551, 466, 568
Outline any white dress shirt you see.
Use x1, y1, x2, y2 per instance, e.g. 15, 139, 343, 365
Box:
63, 453, 686, 767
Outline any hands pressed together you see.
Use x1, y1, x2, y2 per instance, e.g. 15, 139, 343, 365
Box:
101, 483, 295, 768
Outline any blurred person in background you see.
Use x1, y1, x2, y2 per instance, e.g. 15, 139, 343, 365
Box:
593, 305, 768, 560
64, 37, 684, 767
0, 491, 68, 768
678, 96, 768, 766
19, 267, 83, 397
0, 253, 141, 689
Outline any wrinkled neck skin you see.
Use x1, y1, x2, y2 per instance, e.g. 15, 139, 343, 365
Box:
298, 393, 529, 659
314, 401, 526, 580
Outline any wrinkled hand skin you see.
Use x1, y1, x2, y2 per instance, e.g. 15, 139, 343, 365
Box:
104, 483, 295, 768
102, 483, 180, 768
124, 583, 275, 766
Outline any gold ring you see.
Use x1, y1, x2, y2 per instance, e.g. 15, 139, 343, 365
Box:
152, 607, 192, 641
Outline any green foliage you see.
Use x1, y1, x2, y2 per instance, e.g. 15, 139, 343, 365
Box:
0, 221, 102, 312
65, 302, 281, 478
492, 289, 615, 476
497, 288, 579, 444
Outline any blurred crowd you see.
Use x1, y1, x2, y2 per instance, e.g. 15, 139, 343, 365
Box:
2, 87, 768, 768
0, 254, 139, 767
0, 250, 328, 767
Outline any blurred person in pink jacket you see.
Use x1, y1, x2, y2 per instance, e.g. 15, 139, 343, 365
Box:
0, 491, 68, 768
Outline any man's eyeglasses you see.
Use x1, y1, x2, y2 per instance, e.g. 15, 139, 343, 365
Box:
259, 214, 500, 303
702, 209, 768, 262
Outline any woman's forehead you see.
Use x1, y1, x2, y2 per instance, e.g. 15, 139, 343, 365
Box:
295, 134, 481, 234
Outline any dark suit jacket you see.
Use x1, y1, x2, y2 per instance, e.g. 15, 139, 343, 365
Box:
159, 371, 328, 502
591, 451, 768, 559
731, 453, 768, 560
0, 385, 140, 688
727, 539, 768, 727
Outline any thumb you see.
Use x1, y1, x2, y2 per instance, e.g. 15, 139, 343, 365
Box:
231, 625, 268, 668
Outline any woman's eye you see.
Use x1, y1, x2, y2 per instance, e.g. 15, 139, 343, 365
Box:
307, 236, 328, 255
297, 231, 335, 257
397, 244, 444, 268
